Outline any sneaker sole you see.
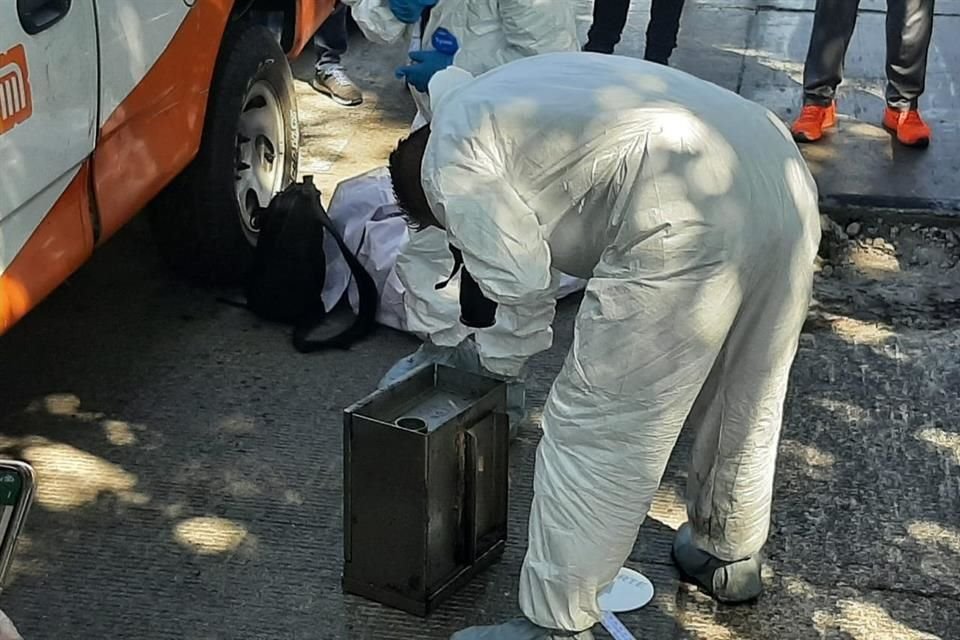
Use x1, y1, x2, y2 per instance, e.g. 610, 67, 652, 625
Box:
882, 122, 930, 149
311, 81, 363, 107
903, 137, 931, 149
792, 116, 838, 143
792, 132, 821, 144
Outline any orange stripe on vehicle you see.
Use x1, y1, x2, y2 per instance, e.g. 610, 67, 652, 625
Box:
93, 0, 337, 243
0, 164, 94, 335
92, 0, 234, 243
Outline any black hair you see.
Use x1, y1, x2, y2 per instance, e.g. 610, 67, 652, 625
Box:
388, 125, 441, 230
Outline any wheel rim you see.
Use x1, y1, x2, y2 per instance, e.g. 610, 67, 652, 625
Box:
234, 80, 287, 244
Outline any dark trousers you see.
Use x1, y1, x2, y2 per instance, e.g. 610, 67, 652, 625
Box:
802, 0, 935, 109
315, 2, 348, 72
584, 0, 686, 64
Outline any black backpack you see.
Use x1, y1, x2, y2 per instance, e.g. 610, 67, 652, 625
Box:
242, 176, 378, 352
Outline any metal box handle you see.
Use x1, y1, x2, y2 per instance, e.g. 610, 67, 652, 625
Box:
462, 428, 480, 565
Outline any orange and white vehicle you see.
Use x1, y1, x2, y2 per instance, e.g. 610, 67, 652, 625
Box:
0, 0, 336, 335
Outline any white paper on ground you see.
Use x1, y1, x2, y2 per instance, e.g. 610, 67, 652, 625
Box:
340, 0, 410, 44
598, 567, 655, 613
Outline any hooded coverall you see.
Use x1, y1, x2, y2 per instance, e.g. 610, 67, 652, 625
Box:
344, 0, 579, 121
343, 0, 582, 375
421, 54, 821, 632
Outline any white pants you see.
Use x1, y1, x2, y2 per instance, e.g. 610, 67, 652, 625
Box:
519, 211, 820, 631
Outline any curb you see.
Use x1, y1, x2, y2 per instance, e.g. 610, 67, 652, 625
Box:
819, 194, 960, 227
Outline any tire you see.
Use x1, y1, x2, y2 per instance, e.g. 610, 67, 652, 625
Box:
149, 22, 300, 285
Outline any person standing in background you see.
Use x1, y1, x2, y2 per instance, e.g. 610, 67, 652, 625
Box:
790, 0, 935, 147
386, 0, 579, 122
583, 0, 686, 65
312, 2, 364, 107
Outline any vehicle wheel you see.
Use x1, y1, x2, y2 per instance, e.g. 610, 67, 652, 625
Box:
149, 22, 299, 284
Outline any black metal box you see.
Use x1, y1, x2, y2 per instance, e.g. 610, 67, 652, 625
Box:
343, 364, 509, 616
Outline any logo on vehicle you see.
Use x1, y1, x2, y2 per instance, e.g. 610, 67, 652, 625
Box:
0, 44, 33, 136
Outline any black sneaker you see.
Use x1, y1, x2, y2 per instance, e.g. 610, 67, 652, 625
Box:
582, 41, 615, 54
671, 523, 763, 604
312, 66, 363, 107
643, 52, 671, 66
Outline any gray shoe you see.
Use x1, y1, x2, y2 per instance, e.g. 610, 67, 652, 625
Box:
671, 523, 763, 603
312, 66, 362, 106
451, 618, 594, 640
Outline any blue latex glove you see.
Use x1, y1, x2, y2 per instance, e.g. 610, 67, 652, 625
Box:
395, 50, 454, 93
388, 0, 437, 24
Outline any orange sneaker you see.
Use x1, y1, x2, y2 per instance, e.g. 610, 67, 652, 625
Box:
791, 103, 837, 143
883, 107, 931, 148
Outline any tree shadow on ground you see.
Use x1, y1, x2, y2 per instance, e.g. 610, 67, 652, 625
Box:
1, 6, 958, 639
0, 217, 419, 639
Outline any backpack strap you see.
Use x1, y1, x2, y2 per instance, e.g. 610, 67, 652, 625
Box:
434, 245, 463, 290
292, 177, 379, 352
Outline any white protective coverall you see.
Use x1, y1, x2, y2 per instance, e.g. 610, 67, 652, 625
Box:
342, 0, 583, 376
421, 54, 821, 631
0, 609, 21, 640
343, 0, 580, 122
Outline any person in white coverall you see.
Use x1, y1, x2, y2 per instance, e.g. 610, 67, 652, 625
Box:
388, 54, 821, 639
343, 0, 579, 124
343, 0, 582, 384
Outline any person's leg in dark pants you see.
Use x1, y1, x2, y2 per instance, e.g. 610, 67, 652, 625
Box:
882, 0, 934, 146
645, 0, 686, 64
885, 0, 934, 109
801, 0, 861, 106
584, 0, 685, 64
312, 2, 363, 106
583, 0, 631, 54
791, 0, 860, 142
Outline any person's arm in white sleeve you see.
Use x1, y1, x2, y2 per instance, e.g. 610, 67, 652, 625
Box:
474, 274, 560, 378
424, 138, 557, 377
339, 0, 409, 44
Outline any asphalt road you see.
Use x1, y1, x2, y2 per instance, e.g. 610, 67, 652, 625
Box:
2, 1, 960, 637
3, 194, 960, 640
